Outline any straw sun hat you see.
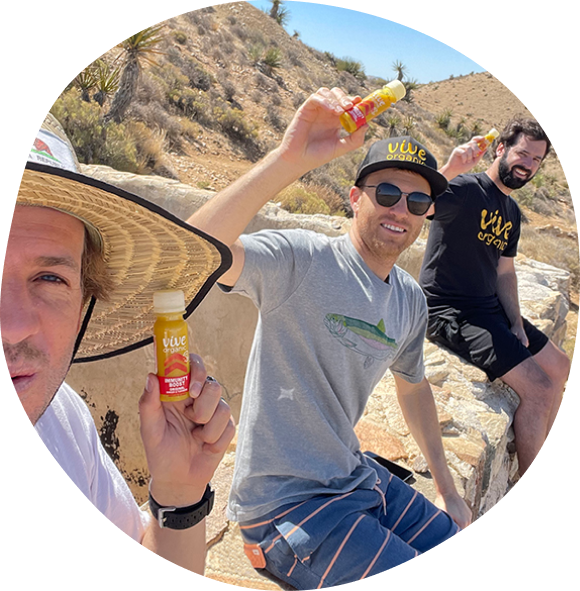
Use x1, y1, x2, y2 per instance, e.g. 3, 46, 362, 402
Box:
17, 113, 231, 362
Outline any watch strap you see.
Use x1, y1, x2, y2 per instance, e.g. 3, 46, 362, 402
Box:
148, 484, 214, 530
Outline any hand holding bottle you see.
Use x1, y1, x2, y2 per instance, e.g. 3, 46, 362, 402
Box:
439, 128, 500, 181
275, 87, 367, 176
476, 128, 499, 153
140, 353, 235, 508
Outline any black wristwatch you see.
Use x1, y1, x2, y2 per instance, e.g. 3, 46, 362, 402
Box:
148, 484, 214, 530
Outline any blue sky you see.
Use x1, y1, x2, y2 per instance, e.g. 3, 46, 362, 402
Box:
249, 1, 485, 84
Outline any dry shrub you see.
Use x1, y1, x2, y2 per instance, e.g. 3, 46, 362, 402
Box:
519, 225, 580, 291
277, 182, 347, 216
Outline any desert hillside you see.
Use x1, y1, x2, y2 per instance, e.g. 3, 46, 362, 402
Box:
49, 1, 577, 348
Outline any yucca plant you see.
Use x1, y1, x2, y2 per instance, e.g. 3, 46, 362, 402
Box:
263, 47, 282, 69
387, 114, 400, 137
401, 115, 416, 135
104, 24, 165, 123
92, 61, 121, 107
401, 78, 418, 103
74, 68, 96, 102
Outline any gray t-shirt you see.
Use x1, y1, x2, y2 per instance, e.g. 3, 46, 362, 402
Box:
224, 229, 427, 522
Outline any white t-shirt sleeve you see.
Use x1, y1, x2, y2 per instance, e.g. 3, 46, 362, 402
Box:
35, 383, 150, 542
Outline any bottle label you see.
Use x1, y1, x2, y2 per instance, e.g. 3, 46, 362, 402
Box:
347, 89, 393, 131
154, 332, 190, 401
349, 107, 367, 128
159, 371, 191, 398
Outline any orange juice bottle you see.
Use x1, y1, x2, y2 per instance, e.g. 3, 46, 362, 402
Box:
340, 80, 406, 133
153, 290, 190, 402
477, 128, 499, 151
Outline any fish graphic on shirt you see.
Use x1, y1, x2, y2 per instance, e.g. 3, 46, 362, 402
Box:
324, 313, 398, 369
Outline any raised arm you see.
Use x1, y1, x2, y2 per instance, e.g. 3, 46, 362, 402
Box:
439, 136, 487, 182
187, 88, 366, 286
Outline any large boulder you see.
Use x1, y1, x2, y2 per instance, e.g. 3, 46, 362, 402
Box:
357, 252, 570, 518
66, 165, 570, 526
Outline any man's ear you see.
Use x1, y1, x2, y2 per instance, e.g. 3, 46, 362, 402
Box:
496, 142, 506, 159
349, 186, 362, 215
426, 202, 435, 217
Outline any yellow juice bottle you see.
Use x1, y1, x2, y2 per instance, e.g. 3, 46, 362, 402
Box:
340, 80, 406, 133
477, 128, 499, 151
153, 290, 190, 402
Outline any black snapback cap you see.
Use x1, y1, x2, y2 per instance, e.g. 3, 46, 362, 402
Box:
355, 136, 448, 197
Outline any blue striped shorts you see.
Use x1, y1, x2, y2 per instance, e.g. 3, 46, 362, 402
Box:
239, 459, 460, 589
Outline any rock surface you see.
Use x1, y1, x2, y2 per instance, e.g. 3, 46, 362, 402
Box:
65, 166, 571, 588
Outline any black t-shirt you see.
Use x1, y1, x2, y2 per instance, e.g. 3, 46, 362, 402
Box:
419, 172, 521, 307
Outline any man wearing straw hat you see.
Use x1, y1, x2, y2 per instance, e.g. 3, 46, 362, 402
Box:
1, 114, 235, 573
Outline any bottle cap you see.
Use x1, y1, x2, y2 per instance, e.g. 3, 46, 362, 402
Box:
486, 128, 499, 141
385, 79, 406, 102
153, 290, 186, 313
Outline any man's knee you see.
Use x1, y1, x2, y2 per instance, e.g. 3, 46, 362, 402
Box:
551, 345, 570, 383
502, 358, 559, 415
535, 340, 571, 389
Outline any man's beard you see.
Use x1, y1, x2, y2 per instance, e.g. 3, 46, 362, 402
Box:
4, 340, 71, 424
498, 154, 534, 190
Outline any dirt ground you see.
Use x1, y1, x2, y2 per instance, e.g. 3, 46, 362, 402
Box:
414, 71, 535, 130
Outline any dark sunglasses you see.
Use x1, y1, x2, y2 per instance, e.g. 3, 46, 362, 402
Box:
361, 183, 433, 216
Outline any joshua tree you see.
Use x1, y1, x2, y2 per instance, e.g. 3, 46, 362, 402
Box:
391, 60, 418, 103
104, 24, 165, 123
392, 59, 408, 82
269, 0, 290, 26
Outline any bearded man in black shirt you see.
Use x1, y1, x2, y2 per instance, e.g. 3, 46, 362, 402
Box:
419, 117, 570, 476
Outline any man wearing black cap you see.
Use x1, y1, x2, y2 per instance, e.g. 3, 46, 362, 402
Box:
189, 88, 471, 588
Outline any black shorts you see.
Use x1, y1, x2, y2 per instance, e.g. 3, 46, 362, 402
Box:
426, 302, 549, 381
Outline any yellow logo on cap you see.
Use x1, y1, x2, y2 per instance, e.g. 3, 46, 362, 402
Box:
386, 140, 427, 164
